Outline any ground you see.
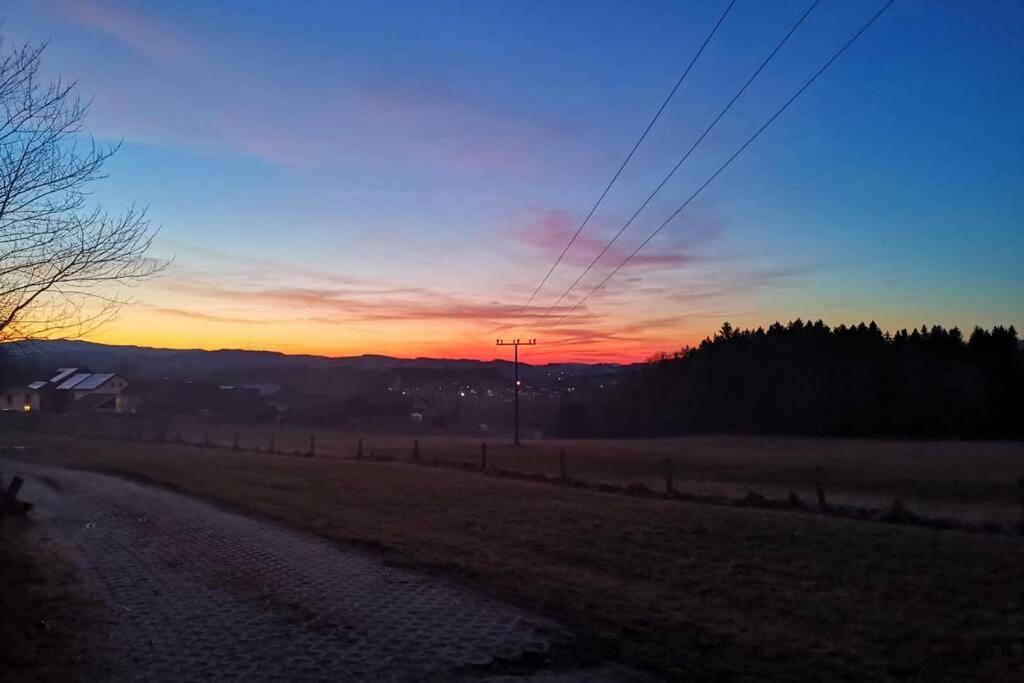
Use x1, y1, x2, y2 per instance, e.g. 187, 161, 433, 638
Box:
3, 462, 642, 681
2, 430, 1024, 681
24, 419, 1024, 523
0, 512, 113, 681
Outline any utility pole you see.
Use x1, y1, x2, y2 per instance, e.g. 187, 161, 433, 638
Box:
496, 338, 536, 446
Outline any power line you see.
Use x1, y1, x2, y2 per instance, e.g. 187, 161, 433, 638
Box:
545, 0, 897, 329
500, 0, 737, 332
531, 0, 823, 329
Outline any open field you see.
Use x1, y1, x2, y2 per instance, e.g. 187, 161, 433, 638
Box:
0, 515, 112, 680
2, 429, 1024, 681
11, 416, 1024, 524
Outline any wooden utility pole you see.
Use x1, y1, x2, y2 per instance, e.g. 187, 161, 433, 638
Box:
496, 338, 536, 446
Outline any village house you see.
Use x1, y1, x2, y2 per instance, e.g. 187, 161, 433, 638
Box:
0, 368, 130, 413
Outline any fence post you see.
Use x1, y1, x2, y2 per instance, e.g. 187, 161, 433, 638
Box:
412, 439, 420, 460
664, 457, 675, 497
559, 448, 567, 481
204, 430, 210, 447
815, 466, 827, 510
1018, 477, 1024, 535
357, 437, 363, 459
480, 442, 487, 471
269, 434, 275, 454
308, 435, 316, 457
233, 432, 240, 450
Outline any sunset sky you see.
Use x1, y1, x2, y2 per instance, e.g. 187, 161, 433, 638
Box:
3, 0, 1021, 363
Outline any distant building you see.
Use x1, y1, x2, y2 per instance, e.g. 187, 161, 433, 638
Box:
130, 379, 276, 421
4, 367, 130, 413
0, 388, 32, 412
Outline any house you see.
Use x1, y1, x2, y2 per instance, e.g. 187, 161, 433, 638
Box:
14, 367, 130, 413
1, 387, 32, 412
54, 371, 127, 400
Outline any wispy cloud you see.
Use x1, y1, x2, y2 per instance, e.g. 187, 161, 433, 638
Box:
40, 0, 192, 66
127, 250, 781, 362
514, 206, 725, 272
25, 3, 590, 171
144, 251, 558, 329
140, 305, 286, 326
349, 82, 579, 172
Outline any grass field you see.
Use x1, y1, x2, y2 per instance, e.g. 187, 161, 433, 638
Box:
30, 417, 1024, 524
2, 429, 1023, 681
0, 515, 112, 680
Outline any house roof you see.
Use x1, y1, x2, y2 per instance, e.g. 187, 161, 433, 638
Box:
49, 368, 79, 384
56, 372, 92, 390
72, 373, 117, 391
26, 368, 123, 393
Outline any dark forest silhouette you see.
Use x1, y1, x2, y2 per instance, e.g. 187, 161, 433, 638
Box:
564, 321, 1023, 439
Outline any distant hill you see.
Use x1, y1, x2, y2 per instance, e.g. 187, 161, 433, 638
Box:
0, 339, 627, 382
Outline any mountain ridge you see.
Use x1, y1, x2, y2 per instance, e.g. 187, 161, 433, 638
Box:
1, 339, 628, 374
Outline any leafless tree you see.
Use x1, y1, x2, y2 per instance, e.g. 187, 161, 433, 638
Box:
0, 37, 163, 344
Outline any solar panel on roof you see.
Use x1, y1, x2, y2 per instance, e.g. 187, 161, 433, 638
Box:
49, 368, 78, 383
73, 373, 115, 391
57, 373, 91, 390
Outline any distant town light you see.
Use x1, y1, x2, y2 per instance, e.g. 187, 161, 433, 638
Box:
459, 391, 466, 397
515, 380, 522, 386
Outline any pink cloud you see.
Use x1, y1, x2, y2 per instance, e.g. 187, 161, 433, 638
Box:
515, 208, 721, 271
153, 266, 587, 328
349, 82, 580, 172
83, 74, 580, 170
41, 0, 192, 66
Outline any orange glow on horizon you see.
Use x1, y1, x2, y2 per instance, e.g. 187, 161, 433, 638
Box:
79, 304, 695, 364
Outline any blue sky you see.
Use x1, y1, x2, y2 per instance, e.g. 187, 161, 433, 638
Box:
3, 0, 1021, 361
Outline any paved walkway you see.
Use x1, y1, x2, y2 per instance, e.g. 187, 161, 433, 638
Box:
3, 460, 649, 682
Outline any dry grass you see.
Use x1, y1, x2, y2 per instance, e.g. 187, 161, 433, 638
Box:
0, 516, 113, 681
2, 429, 1024, 681
143, 424, 1024, 523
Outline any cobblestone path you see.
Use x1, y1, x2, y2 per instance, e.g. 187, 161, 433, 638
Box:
4, 460, 651, 682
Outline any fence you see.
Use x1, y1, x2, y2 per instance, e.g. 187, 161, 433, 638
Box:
1, 412, 1022, 535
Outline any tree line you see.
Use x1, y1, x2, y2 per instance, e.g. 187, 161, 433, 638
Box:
561, 321, 1023, 439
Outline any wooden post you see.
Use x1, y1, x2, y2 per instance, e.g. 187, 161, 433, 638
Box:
204, 430, 210, 447
1018, 477, 1024, 535
308, 435, 316, 457
480, 442, 487, 471
412, 439, 420, 460
269, 434, 275, 454
1, 475, 30, 516
815, 466, 827, 510
559, 448, 567, 481
5, 475, 24, 500
357, 437, 363, 459
664, 457, 675, 496
233, 432, 240, 450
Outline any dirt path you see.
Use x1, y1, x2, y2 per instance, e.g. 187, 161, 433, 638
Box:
4, 460, 647, 682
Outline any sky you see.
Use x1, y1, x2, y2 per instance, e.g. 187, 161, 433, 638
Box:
3, 0, 1022, 363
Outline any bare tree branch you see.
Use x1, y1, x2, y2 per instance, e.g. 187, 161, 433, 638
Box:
0, 36, 164, 344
